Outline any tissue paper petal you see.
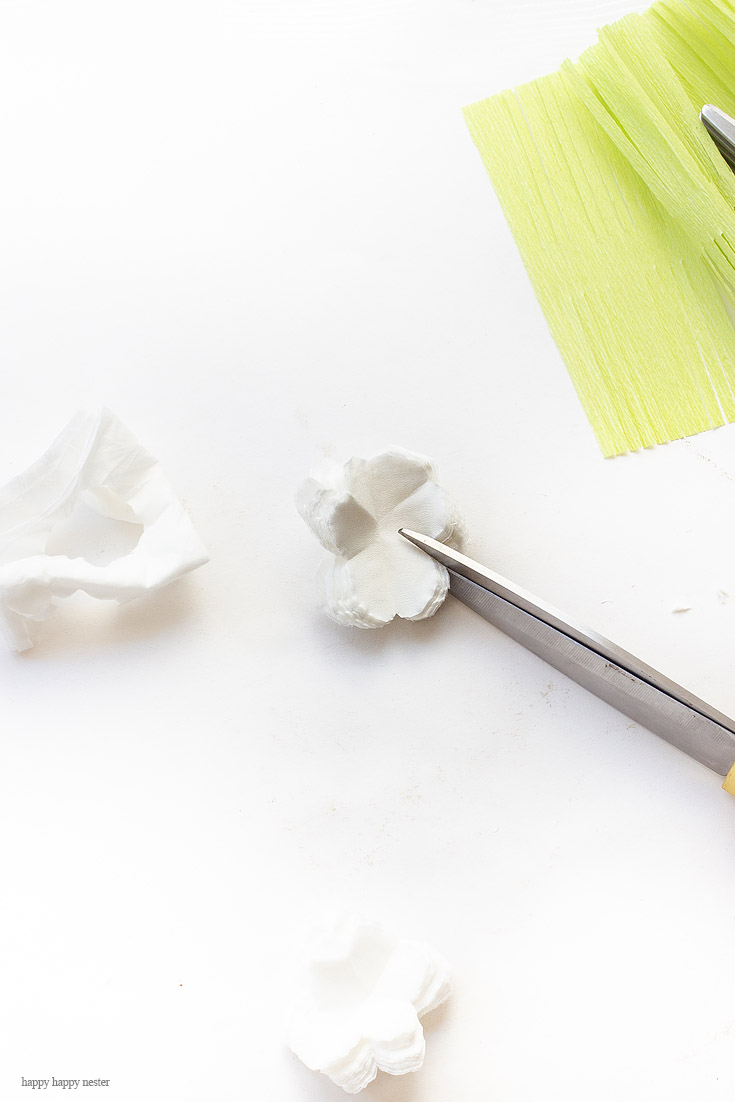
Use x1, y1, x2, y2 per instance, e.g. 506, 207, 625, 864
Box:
296, 480, 376, 559
0, 409, 209, 651
345, 450, 435, 519
323, 540, 448, 625
297, 447, 464, 628
287, 913, 452, 1094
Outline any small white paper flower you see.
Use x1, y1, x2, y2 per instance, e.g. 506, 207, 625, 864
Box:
287, 913, 452, 1093
297, 448, 464, 627
0, 409, 209, 651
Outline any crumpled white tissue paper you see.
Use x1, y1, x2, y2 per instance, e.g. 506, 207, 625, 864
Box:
0, 408, 209, 651
297, 447, 465, 627
287, 912, 452, 1094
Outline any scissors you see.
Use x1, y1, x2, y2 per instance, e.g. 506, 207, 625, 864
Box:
399, 530, 735, 795
701, 104, 735, 171
402, 109, 735, 794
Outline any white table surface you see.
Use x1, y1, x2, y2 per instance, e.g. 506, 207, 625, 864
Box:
3, 1, 735, 1099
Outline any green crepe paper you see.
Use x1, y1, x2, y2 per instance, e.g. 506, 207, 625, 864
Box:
464, 0, 735, 456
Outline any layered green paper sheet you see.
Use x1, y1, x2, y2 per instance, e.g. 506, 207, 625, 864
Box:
464, 0, 735, 456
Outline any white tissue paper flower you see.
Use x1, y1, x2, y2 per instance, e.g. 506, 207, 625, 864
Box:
0, 408, 209, 651
287, 913, 452, 1094
297, 448, 464, 627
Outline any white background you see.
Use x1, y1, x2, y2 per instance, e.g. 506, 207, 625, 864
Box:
2, 1, 735, 1099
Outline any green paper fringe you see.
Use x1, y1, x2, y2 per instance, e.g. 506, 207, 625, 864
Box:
464, 0, 735, 455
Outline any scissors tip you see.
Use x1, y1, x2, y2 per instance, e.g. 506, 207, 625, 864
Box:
701, 104, 735, 172
399, 528, 437, 554
398, 529, 466, 572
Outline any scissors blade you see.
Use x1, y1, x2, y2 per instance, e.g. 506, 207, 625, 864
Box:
701, 104, 735, 172
400, 529, 735, 777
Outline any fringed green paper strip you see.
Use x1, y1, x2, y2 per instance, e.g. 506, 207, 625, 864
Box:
464, 0, 735, 456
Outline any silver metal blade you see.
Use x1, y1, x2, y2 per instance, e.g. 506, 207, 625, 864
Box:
399, 530, 735, 776
701, 104, 735, 172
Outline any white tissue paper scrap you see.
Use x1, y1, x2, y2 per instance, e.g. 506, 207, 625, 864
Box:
297, 447, 465, 628
0, 409, 209, 651
287, 913, 452, 1094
